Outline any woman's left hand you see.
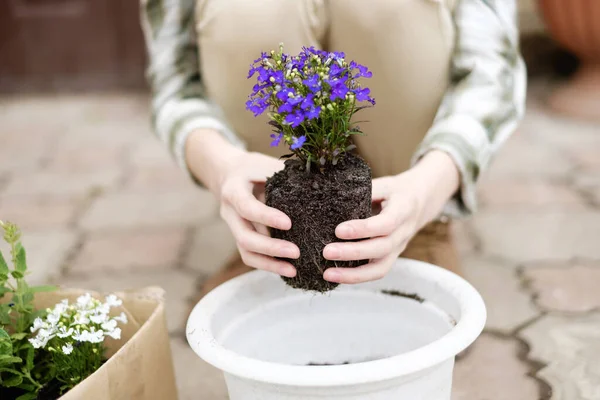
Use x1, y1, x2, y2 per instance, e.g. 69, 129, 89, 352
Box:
322, 150, 461, 284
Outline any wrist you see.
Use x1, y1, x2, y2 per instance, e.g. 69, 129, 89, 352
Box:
185, 129, 245, 196
408, 150, 461, 225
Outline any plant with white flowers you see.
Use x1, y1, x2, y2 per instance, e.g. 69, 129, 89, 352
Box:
29, 292, 128, 391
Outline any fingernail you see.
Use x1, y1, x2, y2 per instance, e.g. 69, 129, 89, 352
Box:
325, 246, 341, 260
282, 247, 298, 259
338, 225, 354, 237
324, 269, 341, 282
280, 266, 296, 278
277, 217, 290, 229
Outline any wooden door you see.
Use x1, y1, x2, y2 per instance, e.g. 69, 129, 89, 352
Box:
0, 0, 147, 92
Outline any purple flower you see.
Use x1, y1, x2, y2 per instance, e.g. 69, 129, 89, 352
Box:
287, 96, 303, 107
302, 75, 320, 92
245, 97, 268, 116
329, 63, 344, 78
291, 135, 306, 150
276, 87, 295, 101
329, 77, 349, 101
270, 132, 283, 147
305, 106, 320, 120
350, 61, 373, 78
278, 102, 294, 113
353, 87, 371, 102
300, 94, 314, 110
284, 110, 305, 128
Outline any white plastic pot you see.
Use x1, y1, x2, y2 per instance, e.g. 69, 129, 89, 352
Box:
187, 258, 486, 400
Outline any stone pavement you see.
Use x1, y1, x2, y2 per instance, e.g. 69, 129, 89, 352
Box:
1, 83, 599, 399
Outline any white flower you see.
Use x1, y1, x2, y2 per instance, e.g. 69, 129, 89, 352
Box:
90, 313, 109, 324
53, 302, 68, 315
77, 293, 92, 308
38, 328, 55, 340
87, 329, 104, 344
47, 312, 60, 325
62, 343, 74, 355
105, 327, 121, 340
31, 317, 44, 333
73, 313, 90, 325
105, 294, 122, 307
57, 326, 74, 338
101, 319, 117, 332
29, 337, 48, 349
113, 312, 128, 324
72, 330, 90, 342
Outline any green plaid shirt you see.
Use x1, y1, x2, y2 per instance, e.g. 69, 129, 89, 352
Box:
140, 0, 526, 217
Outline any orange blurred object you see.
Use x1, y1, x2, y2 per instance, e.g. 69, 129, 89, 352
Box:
538, 0, 600, 121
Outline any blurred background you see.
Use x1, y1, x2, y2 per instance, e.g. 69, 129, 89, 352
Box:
1, 0, 599, 399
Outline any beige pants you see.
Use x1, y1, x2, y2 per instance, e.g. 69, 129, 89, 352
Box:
193, 0, 460, 295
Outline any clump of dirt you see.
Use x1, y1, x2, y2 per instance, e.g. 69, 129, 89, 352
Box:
265, 154, 371, 292
381, 289, 425, 303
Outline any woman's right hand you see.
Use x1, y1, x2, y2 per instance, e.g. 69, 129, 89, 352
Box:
185, 129, 299, 278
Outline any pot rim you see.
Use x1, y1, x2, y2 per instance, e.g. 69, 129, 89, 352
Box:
186, 258, 486, 387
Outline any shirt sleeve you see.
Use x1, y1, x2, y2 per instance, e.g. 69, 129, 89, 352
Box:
140, 0, 245, 179
412, 0, 527, 218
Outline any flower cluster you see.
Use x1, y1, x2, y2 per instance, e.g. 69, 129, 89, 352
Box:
246, 44, 375, 169
29, 293, 127, 353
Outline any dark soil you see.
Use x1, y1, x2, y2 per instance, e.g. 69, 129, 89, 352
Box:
0, 379, 61, 400
381, 289, 425, 303
265, 153, 372, 292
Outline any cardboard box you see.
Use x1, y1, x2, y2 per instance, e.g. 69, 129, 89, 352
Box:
30, 286, 178, 400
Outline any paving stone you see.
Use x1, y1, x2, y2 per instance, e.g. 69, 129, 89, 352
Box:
520, 313, 600, 400
46, 142, 127, 173
567, 146, 600, 172
463, 257, 539, 333
478, 179, 583, 208
126, 163, 196, 192
451, 220, 477, 257
129, 140, 176, 168
0, 229, 77, 285
185, 218, 237, 276
485, 134, 573, 180
79, 190, 218, 231
170, 337, 228, 400
452, 334, 539, 400
524, 263, 600, 312
3, 170, 121, 198
472, 210, 600, 263
0, 195, 79, 230
60, 269, 196, 333
70, 228, 188, 273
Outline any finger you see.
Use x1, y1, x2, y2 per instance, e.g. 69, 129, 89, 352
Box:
371, 176, 396, 201
224, 185, 291, 230
324, 236, 395, 261
239, 250, 297, 278
336, 203, 400, 240
222, 206, 299, 259
323, 253, 397, 284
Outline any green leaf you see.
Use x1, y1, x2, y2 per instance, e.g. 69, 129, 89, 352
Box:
0, 251, 8, 275
2, 371, 24, 387
0, 328, 13, 355
25, 346, 34, 370
16, 393, 38, 400
0, 354, 22, 366
11, 332, 28, 341
0, 286, 10, 297
15, 244, 27, 274
0, 304, 11, 325
30, 285, 56, 293
11, 270, 24, 279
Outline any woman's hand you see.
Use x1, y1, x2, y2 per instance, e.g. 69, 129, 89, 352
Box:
322, 150, 461, 284
185, 129, 299, 278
